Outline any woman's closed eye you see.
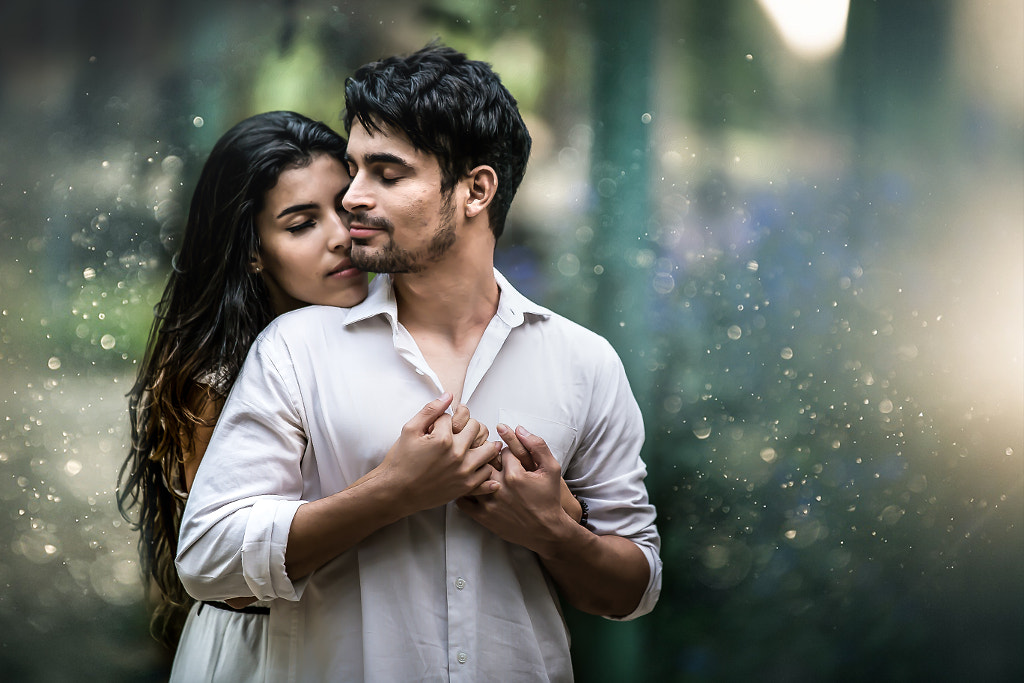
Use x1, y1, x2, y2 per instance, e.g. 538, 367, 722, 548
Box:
286, 219, 316, 233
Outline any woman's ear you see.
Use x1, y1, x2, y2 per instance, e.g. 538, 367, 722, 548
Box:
250, 256, 263, 274
464, 165, 498, 218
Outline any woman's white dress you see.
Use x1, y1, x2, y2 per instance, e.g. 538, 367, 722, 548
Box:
169, 369, 271, 681
169, 599, 272, 682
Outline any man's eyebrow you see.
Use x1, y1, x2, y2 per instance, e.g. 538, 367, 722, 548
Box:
276, 203, 317, 219
346, 151, 414, 169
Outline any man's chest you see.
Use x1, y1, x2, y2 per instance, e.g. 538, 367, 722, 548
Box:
295, 334, 586, 488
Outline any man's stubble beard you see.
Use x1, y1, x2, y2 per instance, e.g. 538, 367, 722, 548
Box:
350, 192, 457, 274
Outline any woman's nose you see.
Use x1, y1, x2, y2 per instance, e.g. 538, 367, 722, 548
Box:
327, 211, 352, 250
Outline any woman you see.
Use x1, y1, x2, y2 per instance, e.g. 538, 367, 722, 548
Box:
118, 110, 581, 680
117, 111, 372, 680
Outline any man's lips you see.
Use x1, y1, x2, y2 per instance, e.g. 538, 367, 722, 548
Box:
348, 221, 384, 240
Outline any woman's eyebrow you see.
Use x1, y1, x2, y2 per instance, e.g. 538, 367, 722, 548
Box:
276, 203, 317, 219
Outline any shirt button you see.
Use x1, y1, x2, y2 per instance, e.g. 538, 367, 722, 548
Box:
415, 368, 425, 375
455, 577, 466, 590
457, 652, 468, 664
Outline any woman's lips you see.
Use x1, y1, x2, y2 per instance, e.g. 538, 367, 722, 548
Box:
326, 263, 362, 278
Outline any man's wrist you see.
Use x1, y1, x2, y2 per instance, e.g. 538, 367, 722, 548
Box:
574, 495, 589, 528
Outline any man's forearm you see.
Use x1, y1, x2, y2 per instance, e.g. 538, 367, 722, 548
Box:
536, 519, 650, 618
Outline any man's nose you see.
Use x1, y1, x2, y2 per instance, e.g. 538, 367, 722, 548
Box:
342, 172, 372, 213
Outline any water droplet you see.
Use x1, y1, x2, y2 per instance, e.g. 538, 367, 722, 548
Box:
47, 357, 61, 370
652, 272, 675, 294
161, 155, 184, 175
192, 116, 205, 128
557, 253, 580, 277
597, 177, 617, 198
907, 474, 927, 493
780, 347, 794, 360
693, 425, 712, 439
83, 267, 96, 281
727, 325, 742, 340
663, 395, 683, 414
64, 460, 83, 476
100, 334, 116, 350
641, 112, 652, 124
879, 505, 904, 525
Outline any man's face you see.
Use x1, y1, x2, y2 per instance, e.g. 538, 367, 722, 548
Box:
342, 120, 458, 274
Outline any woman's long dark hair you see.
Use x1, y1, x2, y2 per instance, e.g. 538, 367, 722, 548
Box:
117, 111, 347, 647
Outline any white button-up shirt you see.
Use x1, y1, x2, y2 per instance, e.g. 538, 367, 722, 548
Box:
177, 270, 662, 683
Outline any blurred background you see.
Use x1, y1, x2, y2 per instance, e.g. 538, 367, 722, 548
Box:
1, 0, 1021, 680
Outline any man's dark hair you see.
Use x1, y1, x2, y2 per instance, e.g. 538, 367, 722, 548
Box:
343, 42, 532, 239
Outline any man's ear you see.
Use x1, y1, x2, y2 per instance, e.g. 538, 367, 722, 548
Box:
464, 165, 497, 218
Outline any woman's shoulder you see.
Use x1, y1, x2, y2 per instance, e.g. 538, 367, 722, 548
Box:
277, 304, 351, 328
257, 305, 352, 347
197, 367, 231, 394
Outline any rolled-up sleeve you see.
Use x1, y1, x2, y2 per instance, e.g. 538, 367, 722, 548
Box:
176, 335, 311, 602
568, 338, 663, 621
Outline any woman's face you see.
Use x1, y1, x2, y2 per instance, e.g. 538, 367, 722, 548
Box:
255, 154, 369, 315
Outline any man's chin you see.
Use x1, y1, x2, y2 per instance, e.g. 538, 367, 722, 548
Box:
352, 249, 403, 274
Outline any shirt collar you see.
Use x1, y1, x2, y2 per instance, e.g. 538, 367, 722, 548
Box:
343, 269, 552, 328
492, 268, 552, 327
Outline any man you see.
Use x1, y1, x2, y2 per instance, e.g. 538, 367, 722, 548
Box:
177, 44, 661, 682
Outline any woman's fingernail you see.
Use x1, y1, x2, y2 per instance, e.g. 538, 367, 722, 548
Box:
516, 425, 532, 438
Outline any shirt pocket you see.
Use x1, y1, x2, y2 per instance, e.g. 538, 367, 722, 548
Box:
497, 409, 578, 469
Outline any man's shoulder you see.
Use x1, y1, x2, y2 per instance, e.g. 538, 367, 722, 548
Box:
522, 307, 618, 359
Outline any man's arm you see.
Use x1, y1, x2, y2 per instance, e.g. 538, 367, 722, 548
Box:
458, 425, 651, 617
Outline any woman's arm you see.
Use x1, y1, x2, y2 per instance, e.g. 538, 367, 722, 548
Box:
282, 394, 499, 580
182, 392, 223, 493
179, 391, 261, 609
284, 401, 582, 580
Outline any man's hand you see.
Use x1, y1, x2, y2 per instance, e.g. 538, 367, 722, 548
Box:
378, 393, 501, 515
458, 422, 650, 618
457, 424, 576, 555
485, 425, 582, 523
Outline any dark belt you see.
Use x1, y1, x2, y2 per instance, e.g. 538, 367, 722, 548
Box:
198, 600, 270, 615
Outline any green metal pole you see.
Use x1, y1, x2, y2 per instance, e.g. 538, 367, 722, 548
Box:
589, 0, 657, 407
568, 2, 657, 683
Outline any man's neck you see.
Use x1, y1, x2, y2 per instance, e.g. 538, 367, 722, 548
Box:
393, 256, 499, 346
391, 241, 499, 405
